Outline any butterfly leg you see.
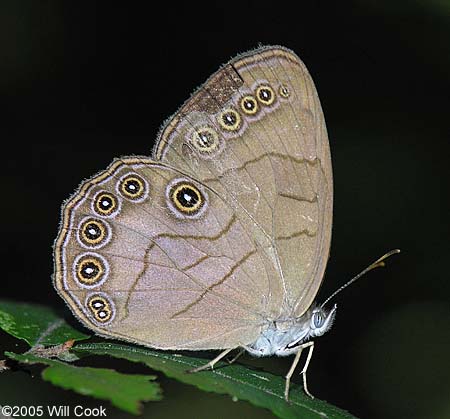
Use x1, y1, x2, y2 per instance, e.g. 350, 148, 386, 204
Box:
285, 346, 303, 401
227, 348, 245, 364
187, 348, 234, 373
300, 341, 315, 399
284, 341, 315, 401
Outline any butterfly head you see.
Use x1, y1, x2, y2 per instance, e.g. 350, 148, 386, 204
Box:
246, 304, 337, 357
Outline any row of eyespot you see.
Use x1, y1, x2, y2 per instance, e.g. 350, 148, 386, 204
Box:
73, 172, 146, 325
219, 84, 286, 130
72, 175, 208, 322
76, 178, 208, 325
78, 175, 207, 251
74, 172, 149, 252
188, 83, 290, 156
84, 170, 207, 234
75, 177, 206, 279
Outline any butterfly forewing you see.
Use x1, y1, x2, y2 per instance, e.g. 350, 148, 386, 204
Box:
155, 46, 332, 318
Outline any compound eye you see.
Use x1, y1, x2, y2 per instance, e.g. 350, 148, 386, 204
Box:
312, 311, 325, 329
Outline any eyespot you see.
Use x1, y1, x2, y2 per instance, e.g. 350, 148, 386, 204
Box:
240, 95, 259, 115
118, 173, 149, 202
278, 84, 290, 99
190, 126, 221, 155
167, 179, 207, 218
256, 85, 275, 106
86, 293, 115, 325
73, 253, 109, 288
92, 191, 120, 217
218, 108, 241, 131
171, 183, 203, 214
77, 217, 111, 249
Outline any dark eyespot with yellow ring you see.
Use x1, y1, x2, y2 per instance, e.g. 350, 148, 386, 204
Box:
240, 95, 259, 115
170, 182, 205, 215
279, 84, 290, 98
119, 173, 147, 201
75, 254, 107, 286
87, 294, 113, 323
191, 126, 220, 153
78, 218, 110, 248
256, 85, 276, 106
93, 191, 118, 217
218, 108, 241, 131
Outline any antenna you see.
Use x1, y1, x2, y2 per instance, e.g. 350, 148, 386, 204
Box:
320, 249, 401, 309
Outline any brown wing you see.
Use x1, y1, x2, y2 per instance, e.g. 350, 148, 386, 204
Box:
154, 46, 332, 318
53, 157, 277, 350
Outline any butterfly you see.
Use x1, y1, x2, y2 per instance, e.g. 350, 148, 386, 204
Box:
54, 45, 339, 400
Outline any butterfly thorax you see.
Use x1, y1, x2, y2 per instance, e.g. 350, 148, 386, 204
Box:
246, 304, 336, 357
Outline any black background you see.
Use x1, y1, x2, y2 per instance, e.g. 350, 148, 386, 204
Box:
1, 1, 449, 419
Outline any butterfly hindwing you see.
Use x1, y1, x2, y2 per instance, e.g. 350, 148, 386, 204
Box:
54, 157, 280, 349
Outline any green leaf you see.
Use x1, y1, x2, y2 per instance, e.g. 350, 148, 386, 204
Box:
0, 300, 89, 346
75, 342, 358, 419
5, 352, 162, 415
